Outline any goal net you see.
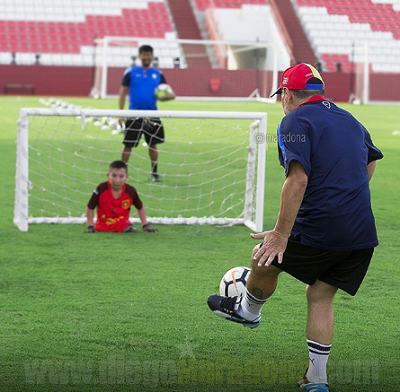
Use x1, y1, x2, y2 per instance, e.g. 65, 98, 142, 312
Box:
91, 37, 279, 102
14, 108, 267, 232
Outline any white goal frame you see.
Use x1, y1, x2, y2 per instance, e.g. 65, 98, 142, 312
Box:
14, 108, 267, 232
92, 37, 279, 103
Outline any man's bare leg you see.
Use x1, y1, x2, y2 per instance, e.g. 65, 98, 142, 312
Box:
237, 245, 282, 320
149, 144, 160, 181
122, 146, 132, 164
303, 280, 337, 385
307, 280, 337, 344
247, 245, 282, 298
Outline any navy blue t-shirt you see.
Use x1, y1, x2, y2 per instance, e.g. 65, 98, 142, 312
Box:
122, 66, 167, 110
277, 96, 383, 251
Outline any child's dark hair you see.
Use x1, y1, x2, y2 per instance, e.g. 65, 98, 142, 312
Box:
109, 160, 128, 173
139, 45, 153, 54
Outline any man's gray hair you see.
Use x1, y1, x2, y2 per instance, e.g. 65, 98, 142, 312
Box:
291, 89, 325, 99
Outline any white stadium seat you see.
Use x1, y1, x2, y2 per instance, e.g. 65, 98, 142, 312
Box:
293, 1, 400, 72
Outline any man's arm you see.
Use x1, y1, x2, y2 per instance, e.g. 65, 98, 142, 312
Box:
367, 160, 377, 181
119, 86, 129, 110
274, 160, 308, 236
86, 207, 95, 232
252, 160, 308, 266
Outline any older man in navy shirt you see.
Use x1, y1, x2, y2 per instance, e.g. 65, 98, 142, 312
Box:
208, 64, 383, 392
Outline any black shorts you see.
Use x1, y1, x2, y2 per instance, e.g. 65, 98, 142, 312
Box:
123, 117, 165, 148
266, 237, 374, 296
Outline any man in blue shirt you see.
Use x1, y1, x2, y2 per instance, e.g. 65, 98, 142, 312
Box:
208, 64, 383, 392
119, 45, 175, 182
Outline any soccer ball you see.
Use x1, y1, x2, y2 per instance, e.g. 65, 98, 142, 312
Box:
155, 83, 174, 99
219, 266, 251, 298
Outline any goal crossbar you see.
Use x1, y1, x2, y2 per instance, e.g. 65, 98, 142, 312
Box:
14, 108, 267, 232
18, 108, 266, 120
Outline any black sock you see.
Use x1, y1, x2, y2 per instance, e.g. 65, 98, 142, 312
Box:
152, 164, 158, 175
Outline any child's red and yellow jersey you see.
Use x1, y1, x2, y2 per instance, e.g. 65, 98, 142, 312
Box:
87, 182, 143, 232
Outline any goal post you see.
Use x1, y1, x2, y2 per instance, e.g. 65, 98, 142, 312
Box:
14, 108, 267, 232
91, 37, 279, 102
14, 109, 29, 232
351, 44, 370, 104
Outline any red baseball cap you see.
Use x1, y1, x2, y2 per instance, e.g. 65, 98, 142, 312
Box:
271, 63, 325, 97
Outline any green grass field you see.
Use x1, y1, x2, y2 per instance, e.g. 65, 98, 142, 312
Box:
1, 96, 399, 392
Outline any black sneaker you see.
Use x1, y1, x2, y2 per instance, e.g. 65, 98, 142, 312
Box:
207, 295, 261, 329
151, 174, 162, 182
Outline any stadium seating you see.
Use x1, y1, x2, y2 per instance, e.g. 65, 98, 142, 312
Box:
3, 0, 399, 74
0, 0, 175, 66
194, 0, 266, 10
293, 0, 400, 72
208, 4, 275, 42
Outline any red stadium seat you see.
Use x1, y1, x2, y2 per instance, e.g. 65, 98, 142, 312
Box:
0, 1, 174, 54
194, 0, 266, 10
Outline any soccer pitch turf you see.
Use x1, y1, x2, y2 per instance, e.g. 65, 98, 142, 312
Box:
0, 96, 399, 392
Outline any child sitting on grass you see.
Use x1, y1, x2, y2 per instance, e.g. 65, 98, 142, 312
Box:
86, 160, 158, 233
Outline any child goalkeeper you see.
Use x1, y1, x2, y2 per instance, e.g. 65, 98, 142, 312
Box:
86, 160, 158, 233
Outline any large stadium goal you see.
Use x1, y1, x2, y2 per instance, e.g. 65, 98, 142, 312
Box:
14, 108, 267, 232
91, 37, 281, 102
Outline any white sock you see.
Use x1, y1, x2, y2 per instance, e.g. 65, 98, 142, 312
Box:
306, 339, 331, 384
237, 289, 268, 321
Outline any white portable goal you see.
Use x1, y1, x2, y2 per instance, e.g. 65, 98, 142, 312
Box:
91, 37, 279, 102
14, 108, 267, 232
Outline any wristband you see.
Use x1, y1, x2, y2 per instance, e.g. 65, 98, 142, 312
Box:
273, 229, 290, 239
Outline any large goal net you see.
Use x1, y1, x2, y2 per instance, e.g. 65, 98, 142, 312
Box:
14, 108, 267, 232
91, 37, 279, 102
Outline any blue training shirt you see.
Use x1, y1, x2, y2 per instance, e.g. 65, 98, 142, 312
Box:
122, 66, 167, 110
277, 96, 383, 251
